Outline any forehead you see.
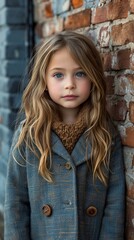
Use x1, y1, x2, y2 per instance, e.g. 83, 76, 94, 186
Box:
47, 47, 80, 70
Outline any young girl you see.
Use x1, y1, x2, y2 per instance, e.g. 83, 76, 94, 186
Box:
4, 31, 125, 240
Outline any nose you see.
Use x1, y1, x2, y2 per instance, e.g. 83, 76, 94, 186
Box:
65, 76, 76, 90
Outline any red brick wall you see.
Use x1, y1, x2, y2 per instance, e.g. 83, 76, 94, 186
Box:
33, 0, 134, 238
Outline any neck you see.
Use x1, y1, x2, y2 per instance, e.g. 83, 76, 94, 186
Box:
59, 107, 80, 124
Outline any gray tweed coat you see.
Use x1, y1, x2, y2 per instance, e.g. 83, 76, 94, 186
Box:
4, 122, 125, 240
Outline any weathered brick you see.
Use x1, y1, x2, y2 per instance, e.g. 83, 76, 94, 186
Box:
92, 0, 129, 24
126, 223, 134, 239
71, 0, 83, 9
123, 146, 134, 170
85, 0, 99, 8
132, 156, 134, 167
126, 173, 134, 199
125, 197, 134, 239
106, 96, 127, 121
52, 0, 70, 15
87, 29, 98, 45
92, 6, 107, 24
130, 0, 134, 13
35, 23, 43, 38
64, 9, 91, 30
111, 49, 131, 70
34, 2, 46, 23
111, 21, 134, 46
99, 26, 110, 47
101, 52, 112, 71
130, 51, 134, 71
55, 17, 64, 33
42, 20, 55, 37
107, 0, 129, 20
122, 127, 134, 147
44, 2, 53, 18
127, 75, 134, 95
129, 102, 134, 123
114, 74, 134, 97
105, 75, 114, 95
125, 170, 134, 236
99, 0, 107, 7
115, 74, 129, 96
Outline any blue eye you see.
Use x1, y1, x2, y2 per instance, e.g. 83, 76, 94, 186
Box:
53, 73, 63, 79
76, 71, 86, 78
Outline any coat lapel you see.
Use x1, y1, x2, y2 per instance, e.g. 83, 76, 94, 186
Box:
71, 133, 91, 166
51, 131, 91, 166
51, 131, 71, 160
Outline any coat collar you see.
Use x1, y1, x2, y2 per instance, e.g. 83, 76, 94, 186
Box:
51, 131, 91, 166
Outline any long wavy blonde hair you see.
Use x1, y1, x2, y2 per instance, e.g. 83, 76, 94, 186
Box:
16, 31, 113, 185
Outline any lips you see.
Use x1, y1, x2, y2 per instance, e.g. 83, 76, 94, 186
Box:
62, 95, 78, 100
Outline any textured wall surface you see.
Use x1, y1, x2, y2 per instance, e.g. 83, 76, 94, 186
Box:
0, 0, 133, 239
0, 0, 32, 239
33, 0, 134, 239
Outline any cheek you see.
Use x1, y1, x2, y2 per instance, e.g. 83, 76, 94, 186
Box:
47, 84, 60, 101
81, 82, 91, 96
47, 80, 61, 92
47, 82, 57, 94
48, 89, 58, 100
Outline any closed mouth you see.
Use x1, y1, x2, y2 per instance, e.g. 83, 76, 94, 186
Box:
62, 95, 78, 98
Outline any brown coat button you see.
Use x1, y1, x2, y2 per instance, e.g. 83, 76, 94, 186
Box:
86, 206, 97, 217
42, 204, 52, 217
65, 162, 72, 170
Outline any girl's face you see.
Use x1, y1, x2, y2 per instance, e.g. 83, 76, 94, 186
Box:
46, 47, 91, 120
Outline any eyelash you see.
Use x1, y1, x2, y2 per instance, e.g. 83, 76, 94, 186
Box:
75, 71, 86, 78
53, 73, 63, 79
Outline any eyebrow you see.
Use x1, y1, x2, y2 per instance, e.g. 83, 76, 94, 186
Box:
49, 67, 83, 71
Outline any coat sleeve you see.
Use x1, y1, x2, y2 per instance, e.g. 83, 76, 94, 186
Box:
4, 122, 31, 240
99, 135, 125, 240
